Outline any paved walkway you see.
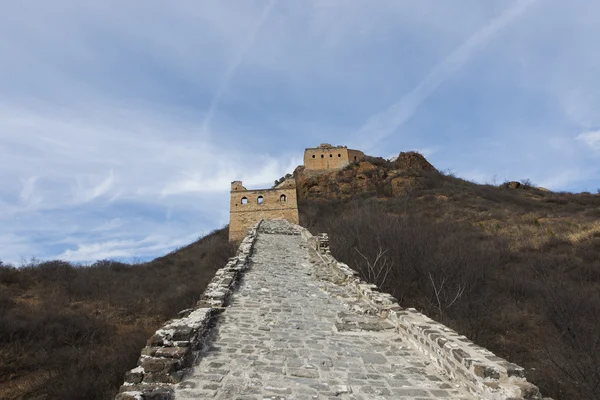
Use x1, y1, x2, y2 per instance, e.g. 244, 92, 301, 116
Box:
175, 221, 473, 400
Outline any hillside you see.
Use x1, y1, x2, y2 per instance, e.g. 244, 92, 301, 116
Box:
1, 152, 598, 400
0, 228, 235, 400
297, 153, 600, 400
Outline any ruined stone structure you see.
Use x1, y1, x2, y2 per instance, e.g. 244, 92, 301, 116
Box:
228, 179, 299, 242
304, 143, 365, 170
228, 143, 363, 242
116, 220, 547, 400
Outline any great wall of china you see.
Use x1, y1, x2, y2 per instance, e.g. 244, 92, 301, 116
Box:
114, 145, 549, 400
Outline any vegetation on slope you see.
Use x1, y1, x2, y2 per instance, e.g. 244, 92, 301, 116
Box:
2, 151, 598, 399
0, 227, 235, 400
298, 154, 600, 400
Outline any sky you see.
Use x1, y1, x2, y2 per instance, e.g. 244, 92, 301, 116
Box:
1, 0, 599, 264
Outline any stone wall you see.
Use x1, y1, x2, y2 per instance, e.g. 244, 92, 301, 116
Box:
303, 143, 365, 170
115, 221, 262, 400
300, 227, 549, 400
229, 180, 298, 242
347, 149, 365, 164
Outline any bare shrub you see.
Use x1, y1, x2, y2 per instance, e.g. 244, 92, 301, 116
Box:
541, 283, 600, 399
0, 227, 235, 400
353, 247, 392, 288
302, 200, 493, 324
300, 197, 600, 400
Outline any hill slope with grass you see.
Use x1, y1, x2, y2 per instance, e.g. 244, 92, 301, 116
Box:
297, 152, 600, 400
1, 152, 598, 400
0, 228, 235, 400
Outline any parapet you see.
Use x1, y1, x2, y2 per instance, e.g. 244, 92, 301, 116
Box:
115, 222, 262, 399
231, 181, 246, 191
300, 228, 546, 400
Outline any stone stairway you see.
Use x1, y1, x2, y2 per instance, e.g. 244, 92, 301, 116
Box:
173, 220, 473, 399
117, 219, 545, 400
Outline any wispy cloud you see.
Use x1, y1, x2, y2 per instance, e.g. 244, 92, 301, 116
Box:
56, 233, 199, 262
200, 0, 278, 134
0, 103, 293, 263
537, 168, 596, 191
577, 130, 600, 151
19, 176, 42, 208
1, 1, 598, 264
73, 170, 115, 204
356, 0, 539, 149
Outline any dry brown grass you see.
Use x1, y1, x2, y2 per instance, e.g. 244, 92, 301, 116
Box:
0, 227, 235, 400
298, 166, 600, 400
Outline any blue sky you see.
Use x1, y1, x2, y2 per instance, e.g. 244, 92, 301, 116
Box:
1, 0, 599, 263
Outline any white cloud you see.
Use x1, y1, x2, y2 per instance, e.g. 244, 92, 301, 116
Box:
537, 168, 594, 191
1, 0, 599, 263
56, 233, 198, 262
356, 0, 540, 150
91, 218, 124, 232
201, 0, 278, 134
19, 176, 42, 208
0, 101, 295, 263
576, 130, 600, 151
73, 170, 115, 204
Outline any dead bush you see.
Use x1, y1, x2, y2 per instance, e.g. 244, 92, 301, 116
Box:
0, 227, 234, 400
300, 198, 600, 400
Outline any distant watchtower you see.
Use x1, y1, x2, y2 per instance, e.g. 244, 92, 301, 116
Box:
304, 144, 365, 171
229, 179, 299, 242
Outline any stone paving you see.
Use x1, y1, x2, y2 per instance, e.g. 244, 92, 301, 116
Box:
174, 221, 474, 400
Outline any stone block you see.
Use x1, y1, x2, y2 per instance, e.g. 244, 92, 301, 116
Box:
141, 347, 158, 357
172, 326, 194, 341
473, 363, 500, 380
515, 381, 542, 399
452, 348, 470, 363
147, 334, 163, 347
504, 362, 526, 378
143, 370, 184, 384
155, 346, 190, 360
141, 357, 179, 373
124, 367, 144, 384
115, 392, 143, 400
142, 389, 174, 400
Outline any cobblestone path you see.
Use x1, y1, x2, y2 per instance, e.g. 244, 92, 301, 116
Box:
175, 221, 473, 400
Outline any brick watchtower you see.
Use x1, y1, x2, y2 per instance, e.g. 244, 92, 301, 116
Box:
228, 179, 299, 242
303, 144, 365, 170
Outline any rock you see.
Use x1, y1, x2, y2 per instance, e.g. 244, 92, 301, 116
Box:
473, 364, 500, 380
143, 389, 174, 400
155, 346, 190, 359
124, 367, 144, 384
392, 151, 437, 172
140, 357, 179, 373
147, 334, 164, 347
115, 392, 143, 400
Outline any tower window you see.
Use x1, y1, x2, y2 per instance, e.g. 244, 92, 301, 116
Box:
321, 154, 324, 158
312, 155, 315, 158
329, 154, 333, 157
241, 197, 248, 205
338, 154, 341, 157
257, 196, 264, 205
280, 194, 287, 202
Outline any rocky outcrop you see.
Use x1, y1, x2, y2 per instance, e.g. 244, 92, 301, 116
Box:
294, 151, 440, 202
391, 151, 437, 172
